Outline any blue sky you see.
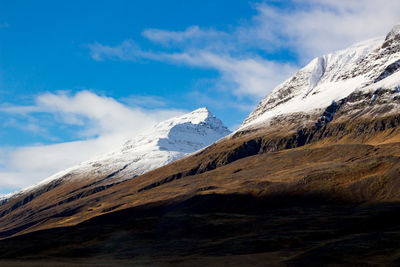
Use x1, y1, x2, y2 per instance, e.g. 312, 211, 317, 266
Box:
1, 0, 400, 194
0, 0, 262, 142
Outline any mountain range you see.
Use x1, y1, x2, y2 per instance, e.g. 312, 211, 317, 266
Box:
1, 25, 400, 266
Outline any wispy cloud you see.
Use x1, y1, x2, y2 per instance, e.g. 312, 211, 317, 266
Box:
89, 42, 297, 98
88, 40, 157, 62
142, 26, 228, 47
244, 0, 400, 60
2, 117, 48, 136
0, 90, 186, 191
162, 51, 296, 98
88, 0, 400, 101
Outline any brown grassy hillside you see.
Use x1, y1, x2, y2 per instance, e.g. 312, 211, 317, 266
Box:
0, 114, 400, 265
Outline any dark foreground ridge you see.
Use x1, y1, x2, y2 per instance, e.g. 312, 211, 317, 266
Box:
1, 194, 400, 266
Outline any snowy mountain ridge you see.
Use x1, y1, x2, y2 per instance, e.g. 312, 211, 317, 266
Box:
1, 107, 231, 202
240, 24, 400, 131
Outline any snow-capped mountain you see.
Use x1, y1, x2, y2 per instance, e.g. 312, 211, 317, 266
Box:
239, 24, 400, 132
1, 107, 230, 202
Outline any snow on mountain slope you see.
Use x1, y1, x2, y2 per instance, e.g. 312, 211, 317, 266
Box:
1, 107, 230, 201
240, 24, 400, 131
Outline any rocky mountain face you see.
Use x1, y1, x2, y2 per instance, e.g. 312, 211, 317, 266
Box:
240, 24, 400, 134
1, 26, 400, 266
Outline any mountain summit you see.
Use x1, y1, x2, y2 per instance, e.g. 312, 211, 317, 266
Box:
240, 24, 400, 133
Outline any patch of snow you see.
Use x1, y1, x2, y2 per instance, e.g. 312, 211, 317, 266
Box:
306, 56, 326, 97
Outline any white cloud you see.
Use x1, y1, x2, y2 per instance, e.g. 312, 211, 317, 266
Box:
2, 91, 182, 138
0, 91, 186, 192
0, 139, 114, 190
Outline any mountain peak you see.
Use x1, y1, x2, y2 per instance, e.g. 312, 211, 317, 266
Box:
239, 27, 400, 132
388, 23, 400, 37
180, 106, 213, 121
3, 108, 231, 201
150, 107, 230, 151
382, 23, 400, 48
156, 107, 218, 128
192, 106, 210, 113
186, 106, 213, 120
